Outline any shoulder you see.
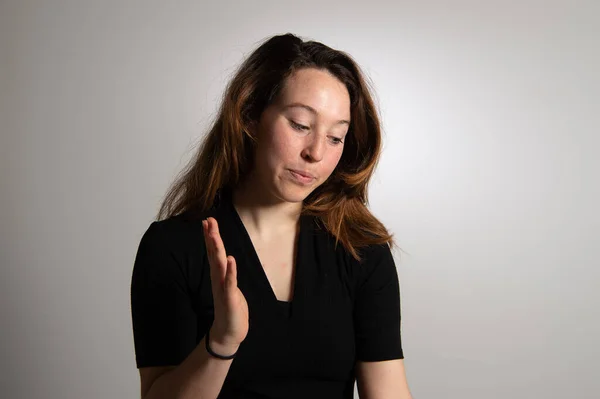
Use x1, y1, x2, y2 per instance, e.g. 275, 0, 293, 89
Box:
309, 219, 397, 286
132, 209, 215, 292
357, 242, 395, 266
134, 208, 216, 277
351, 242, 397, 284
140, 208, 213, 252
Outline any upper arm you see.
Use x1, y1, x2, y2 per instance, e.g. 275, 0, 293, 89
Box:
139, 366, 175, 399
356, 359, 412, 399
353, 244, 411, 397
354, 243, 404, 361
130, 221, 199, 368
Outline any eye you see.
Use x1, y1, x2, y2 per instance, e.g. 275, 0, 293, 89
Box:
290, 120, 309, 131
329, 137, 344, 145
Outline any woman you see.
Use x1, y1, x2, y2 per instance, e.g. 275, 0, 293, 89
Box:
130, 33, 413, 399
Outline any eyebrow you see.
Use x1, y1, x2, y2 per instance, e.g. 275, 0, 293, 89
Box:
283, 102, 350, 126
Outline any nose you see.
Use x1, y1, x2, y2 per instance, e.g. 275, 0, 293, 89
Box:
301, 134, 325, 162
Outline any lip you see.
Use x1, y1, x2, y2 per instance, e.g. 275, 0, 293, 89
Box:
289, 169, 315, 179
289, 169, 316, 184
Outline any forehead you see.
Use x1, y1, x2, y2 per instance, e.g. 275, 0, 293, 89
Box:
276, 68, 351, 120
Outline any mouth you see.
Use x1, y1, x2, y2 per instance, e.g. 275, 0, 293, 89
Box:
288, 169, 316, 184
289, 169, 315, 179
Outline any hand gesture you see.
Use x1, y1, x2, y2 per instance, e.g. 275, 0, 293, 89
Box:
203, 217, 249, 356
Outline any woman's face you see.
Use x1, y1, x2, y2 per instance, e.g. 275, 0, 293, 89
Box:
250, 67, 351, 204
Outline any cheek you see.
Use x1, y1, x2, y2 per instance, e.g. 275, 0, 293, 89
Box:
322, 149, 344, 175
260, 123, 298, 167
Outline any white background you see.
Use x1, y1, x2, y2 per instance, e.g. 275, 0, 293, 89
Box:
1, 0, 598, 398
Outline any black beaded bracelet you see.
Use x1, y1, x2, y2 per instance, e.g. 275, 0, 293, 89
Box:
205, 328, 237, 360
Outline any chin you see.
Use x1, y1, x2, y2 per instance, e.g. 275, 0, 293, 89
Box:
273, 181, 315, 204
279, 188, 310, 203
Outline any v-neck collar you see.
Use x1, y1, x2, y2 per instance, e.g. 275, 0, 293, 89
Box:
218, 189, 309, 318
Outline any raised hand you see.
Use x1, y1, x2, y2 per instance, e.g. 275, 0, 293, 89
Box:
202, 217, 249, 356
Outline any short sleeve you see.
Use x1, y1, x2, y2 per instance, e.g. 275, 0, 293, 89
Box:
353, 243, 404, 361
130, 221, 198, 368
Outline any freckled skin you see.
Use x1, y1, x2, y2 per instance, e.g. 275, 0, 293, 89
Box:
250, 67, 351, 204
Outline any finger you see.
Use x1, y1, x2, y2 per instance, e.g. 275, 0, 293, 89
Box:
207, 217, 228, 283
226, 256, 238, 290
203, 219, 216, 267
225, 256, 239, 308
209, 218, 227, 284
203, 219, 225, 288
202, 219, 209, 249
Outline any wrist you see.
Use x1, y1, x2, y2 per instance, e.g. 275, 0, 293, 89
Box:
206, 328, 240, 359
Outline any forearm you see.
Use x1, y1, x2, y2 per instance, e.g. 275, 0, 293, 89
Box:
143, 336, 239, 399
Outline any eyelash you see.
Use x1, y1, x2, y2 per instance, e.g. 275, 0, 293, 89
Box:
290, 120, 309, 131
289, 120, 344, 145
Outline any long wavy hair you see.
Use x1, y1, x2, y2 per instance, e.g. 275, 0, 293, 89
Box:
157, 33, 395, 261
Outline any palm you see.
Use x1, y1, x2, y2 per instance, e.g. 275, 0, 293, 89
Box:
203, 217, 249, 346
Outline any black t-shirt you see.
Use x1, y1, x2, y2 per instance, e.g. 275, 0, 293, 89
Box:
130, 192, 404, 399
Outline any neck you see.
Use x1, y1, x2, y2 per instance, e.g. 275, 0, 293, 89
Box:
231, 176, 302, 241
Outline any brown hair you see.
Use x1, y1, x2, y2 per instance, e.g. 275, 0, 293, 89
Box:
157, 33, 395, 261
